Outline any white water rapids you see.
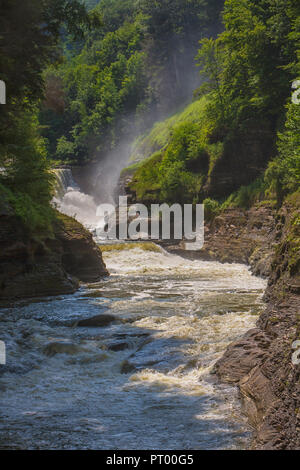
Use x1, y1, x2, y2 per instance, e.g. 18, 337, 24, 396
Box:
0, 170, 267, 449
52, 168, 102, 229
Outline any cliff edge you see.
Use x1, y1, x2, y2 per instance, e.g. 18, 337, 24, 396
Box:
210, 194, 300, 449
0, 202, 108, 305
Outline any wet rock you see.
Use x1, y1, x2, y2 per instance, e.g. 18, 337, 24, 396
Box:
0, 206, 108, 305
214, 329, 271, 384
213, 195, 300, 450
43, 342, 80, 357
114, 333, 150, 340
120, 360, 136, 374
123, 337, 187, 373
107, 342, 130, 352
239, 366, 279, 438
76, 314, 117, 327
55, 212, 109, 283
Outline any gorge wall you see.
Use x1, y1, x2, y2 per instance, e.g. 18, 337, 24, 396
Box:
0, 200, 108, 306
189, 195, 300, 450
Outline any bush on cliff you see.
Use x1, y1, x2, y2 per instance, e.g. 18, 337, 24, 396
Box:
265, 102, 300, 204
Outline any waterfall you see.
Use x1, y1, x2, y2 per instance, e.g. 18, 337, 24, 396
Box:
52, 168, 102, 230
52, 168, 79, 199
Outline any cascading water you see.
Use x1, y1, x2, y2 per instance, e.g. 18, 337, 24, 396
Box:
0, 242, 267, 450
52, 168, 79, 199
0, 167, 268, 450
52, 168, 102, 230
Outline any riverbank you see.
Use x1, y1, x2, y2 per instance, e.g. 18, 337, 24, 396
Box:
0, 202, 108, 306
166, 194, 299, 450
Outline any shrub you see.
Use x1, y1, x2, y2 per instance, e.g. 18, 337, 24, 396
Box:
203, 198, 220, 221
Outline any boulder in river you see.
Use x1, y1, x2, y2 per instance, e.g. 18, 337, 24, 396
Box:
120, 360, 136, 374
76, 314, 117, 327
107, 341, 130, 352
43, 342, 80, 357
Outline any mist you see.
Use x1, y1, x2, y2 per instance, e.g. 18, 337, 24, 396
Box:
53, 8, 224, 224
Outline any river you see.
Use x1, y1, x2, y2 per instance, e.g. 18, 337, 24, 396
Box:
0, 241, 266, 450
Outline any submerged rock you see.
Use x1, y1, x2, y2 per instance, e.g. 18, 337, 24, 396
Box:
43, 342, 80, 357
120, 360, 136, 374
76, 314, 117, 327
107, 342, 130, 352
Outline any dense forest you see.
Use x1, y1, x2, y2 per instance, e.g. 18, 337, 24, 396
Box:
40, 0, 224, 164
0, 0, 98, 232
0, 0, 299, 234
128, 0, 300, 210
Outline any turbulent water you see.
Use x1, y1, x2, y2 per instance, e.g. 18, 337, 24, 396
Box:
0, 243, 266, 450
52, 168, 102, 229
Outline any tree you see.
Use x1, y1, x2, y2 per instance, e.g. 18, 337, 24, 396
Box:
0, 0, 95, 231
197, 0, 300, 130
40, 0, 225, 165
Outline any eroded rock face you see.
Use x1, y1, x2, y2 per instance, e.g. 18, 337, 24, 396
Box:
54, 212, 108, 283
164, 204, 277, 278
198, 205, 276, 274
0, 206, 108, 305
213, 329, 271, 384
213, 195, 300, 450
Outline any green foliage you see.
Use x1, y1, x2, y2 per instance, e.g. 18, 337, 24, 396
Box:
40, 0, 224, 164
83, 0, 100, 11
196, 0, 300, 155
129, 151, 163, 203
94, 0, 136, 32
10, 191, 55, 236
0, 0, 90, 235
0, 111, 55, 234
265, 101, 300, 203
159, 161, 202, 205
157, 122, 206, 203
221, 177, 268, 210
130, 97, 210, 162
126, 0, 299, 211
56, 136, 76, 162
40, 19, 148, 162
129, 98, 213, 204
0, 0, 92, 110
203, 198, 220, 221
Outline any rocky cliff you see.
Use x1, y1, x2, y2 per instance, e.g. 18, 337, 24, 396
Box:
163, 194, 300, 449
203, 195, 300, 449
0, 203, 108, 306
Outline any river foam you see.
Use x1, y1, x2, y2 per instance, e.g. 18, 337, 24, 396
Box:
0, 242, 266, 449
